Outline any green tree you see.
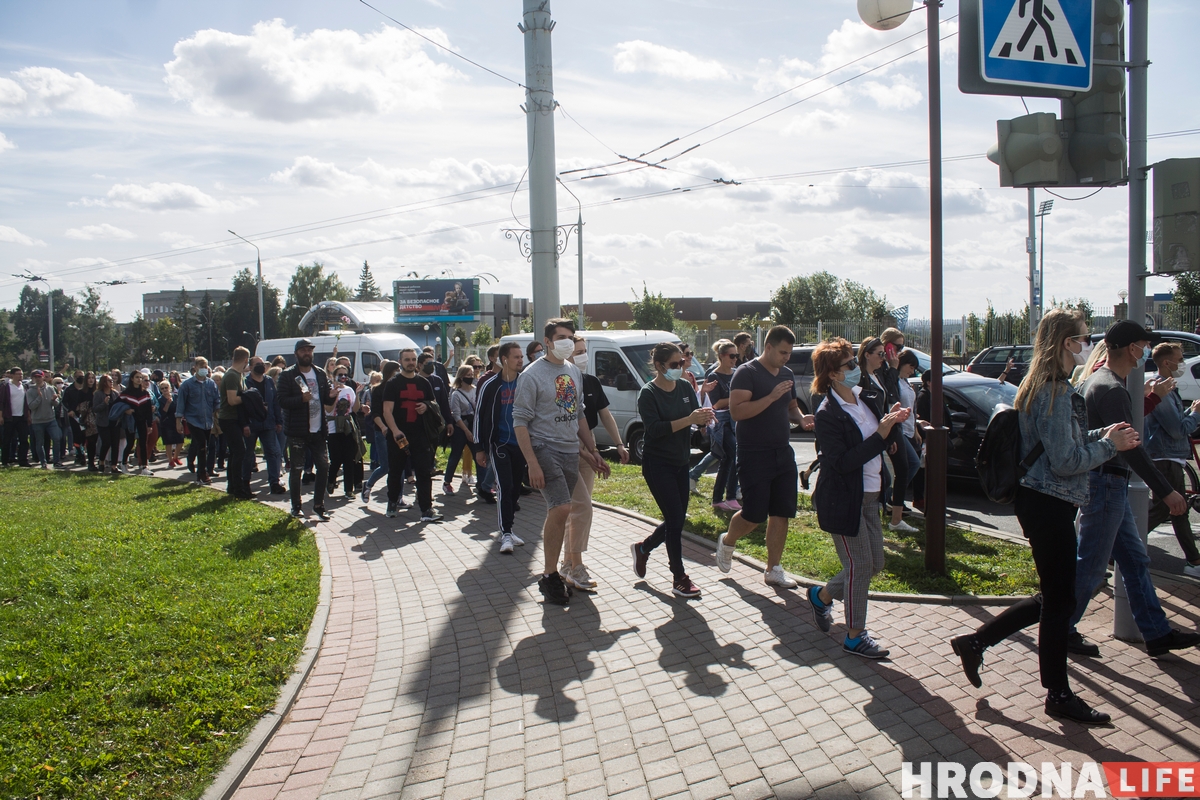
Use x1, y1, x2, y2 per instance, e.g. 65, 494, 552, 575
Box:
194, 290, 227, 361
1175, 273, 1200, 307
151, 317, 184, 362
673, 320, 698, 347
128, 313, 154, 362
0, 310, 23, 370
284, 262, 351, 335
75, 286, 118, 372
500, 320, 512, 338
12, 285, 78, 366
355, 260, 382, 301
840, 280, 890, 321
628, 283, 676, 331
769, 271, 889, 326
565, 309, 590, 332
171, 288, 194, 357
451, 324, 470, 354
222, 267, 282, 352
518, 316, 533, 334
471, 325, 494, 346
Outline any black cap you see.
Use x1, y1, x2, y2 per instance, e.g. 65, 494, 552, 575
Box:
151, 369, 164, 381
1104, 320, 1163, 349
294, 337, 315, 351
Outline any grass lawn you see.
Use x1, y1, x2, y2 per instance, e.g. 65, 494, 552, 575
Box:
588, 462, 1039, 597
0, 470, 320, 800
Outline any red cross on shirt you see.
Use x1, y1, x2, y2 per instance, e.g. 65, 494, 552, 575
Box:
399, 382, 425, 423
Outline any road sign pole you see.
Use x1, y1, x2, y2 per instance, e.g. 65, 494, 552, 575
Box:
924, 0, 947, 575
1028, 187, 1037, 341
1114, 0, 1149, 643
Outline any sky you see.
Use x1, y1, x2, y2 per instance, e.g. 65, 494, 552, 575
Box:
0, 0, 1196, 323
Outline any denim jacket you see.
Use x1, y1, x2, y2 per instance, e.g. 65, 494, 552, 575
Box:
175, 376, 220, 431
1018, 380, 1116, 506
1144, 389, 1200, 462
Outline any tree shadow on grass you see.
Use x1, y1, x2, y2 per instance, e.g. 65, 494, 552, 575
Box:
167, 494, 237, 521
131, 482, 201, 501
223, 518, 305, 559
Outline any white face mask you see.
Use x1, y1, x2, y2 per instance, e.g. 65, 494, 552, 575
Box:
1171, 364, 1185, 379
1073, 339, 1094, 366
552, 339, 576, 359
572, 353, 589, 371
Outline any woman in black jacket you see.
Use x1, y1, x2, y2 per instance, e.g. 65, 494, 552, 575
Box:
808, 338, 909, 660
118, 370, 155, 474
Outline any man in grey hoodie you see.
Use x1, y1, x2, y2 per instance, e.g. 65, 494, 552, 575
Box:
513, 318, 610, 606
27, 369, 64, 469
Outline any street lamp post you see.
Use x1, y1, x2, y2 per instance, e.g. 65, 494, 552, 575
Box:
13, 271, 54, 369
228, 229, 267, 344
557, 177, 585, 328
1035, 200, 1054, 325
187, 301, 230, 361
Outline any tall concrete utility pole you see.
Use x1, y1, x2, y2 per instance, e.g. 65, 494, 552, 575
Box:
1115, 0, 1149, 642
520, 0, 560, 329
1027, 188, 1038, 341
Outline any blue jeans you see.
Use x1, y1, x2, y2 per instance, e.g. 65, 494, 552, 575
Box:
890, 434, 921, 506
1071, 472, 1171, 641
366, 429, 390, 491
478, 462, 496, 492
31, 420, 62, 466
245, 427, 283, 487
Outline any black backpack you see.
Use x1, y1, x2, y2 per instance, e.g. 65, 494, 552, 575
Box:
975, 405, 1045, 504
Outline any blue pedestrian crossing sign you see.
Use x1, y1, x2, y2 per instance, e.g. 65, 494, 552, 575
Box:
980, 0, 1094, 92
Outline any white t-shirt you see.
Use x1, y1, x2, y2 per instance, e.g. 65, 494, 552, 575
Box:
898, 378, 916, 439
327, 385, 356, 434
297, 368, 321, 433
828, 386, 883, 494
9, 380, 25, 416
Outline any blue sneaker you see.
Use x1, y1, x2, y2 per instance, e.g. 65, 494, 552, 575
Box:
808, 586, 832, 633
844, 631, 890, 660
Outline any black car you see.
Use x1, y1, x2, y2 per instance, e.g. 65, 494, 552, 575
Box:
937, 372, 1019, 480
965, 345, 1033, 384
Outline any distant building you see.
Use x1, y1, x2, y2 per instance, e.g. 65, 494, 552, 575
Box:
296, 294, 530, 342
142, 289, 230, 326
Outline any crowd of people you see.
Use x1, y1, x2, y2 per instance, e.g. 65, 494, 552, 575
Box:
4, 313, 1200, 728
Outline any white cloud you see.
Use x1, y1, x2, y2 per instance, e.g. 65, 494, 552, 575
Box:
159, 231, 201, 248
665, 231, 741, 251
859, 78, 922, 110
0, 132, 13, 151
0, 225, 44, 246
164, 19, 461, 121
270, 156, 368, 191
782, 109, 850, 136
0, 67, 133, 118
65, 223, 136, 241
359, 157, 524, 191
613, 41, 730, 81
592, 233, 661, 249
85, 182, 253, 212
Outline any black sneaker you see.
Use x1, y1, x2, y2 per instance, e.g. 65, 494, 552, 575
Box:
538, 573, 572, 606
301, 473, 314, 485
520, 485, 533, 496
951, 634, 985, 689
1146, 628, 1200, 657
631, 541, 647, 579
385, 502, 398, 518
269, 484, 288, 495
421, 511, 444, 522
1045, 692, 1111, 726
807, 586, 833, 633
290, 506, 303, 518
672, 575, 701, 598
476, 488, 497, 504
313, 506, 330, 521
1067, 632, 1101, 657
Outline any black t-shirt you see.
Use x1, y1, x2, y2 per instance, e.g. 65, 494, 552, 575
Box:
706, 369, 733, 408
581, 373, 610, 431
730, 359, 796, 452
382, 373, 435, 443
369, 384, 386, 428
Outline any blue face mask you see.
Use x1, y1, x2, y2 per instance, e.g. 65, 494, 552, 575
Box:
664, 368, 684, 381
1136, 346, 1151, 369
197, 368, 209, 379
841, 366, 861, 387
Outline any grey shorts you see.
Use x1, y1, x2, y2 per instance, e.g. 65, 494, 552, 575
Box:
534, 447, 580, 509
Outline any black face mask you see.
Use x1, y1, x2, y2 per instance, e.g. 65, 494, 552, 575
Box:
462, 378, 474, 386
421, 363, 435, 375
252, 364, 266, 376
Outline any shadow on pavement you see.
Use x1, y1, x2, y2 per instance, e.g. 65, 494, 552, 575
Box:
497, 600, 638, 722
634, 582, 751, 697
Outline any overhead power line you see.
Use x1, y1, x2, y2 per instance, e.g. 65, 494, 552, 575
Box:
356, 0, 525, 88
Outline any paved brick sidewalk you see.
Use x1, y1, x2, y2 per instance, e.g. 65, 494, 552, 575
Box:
179, 464, 1200, 800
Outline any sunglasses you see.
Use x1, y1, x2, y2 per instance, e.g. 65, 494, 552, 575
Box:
666, 360, 684, 370
721, 352, 737, 359
840, 358, 859, 371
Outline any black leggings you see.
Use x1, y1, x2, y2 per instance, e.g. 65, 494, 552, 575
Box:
96, 426, 119, 467
974, 486, 1078, 691
640, 457, 691, 578
327, 432, 358, 494
128, 420, 148, 467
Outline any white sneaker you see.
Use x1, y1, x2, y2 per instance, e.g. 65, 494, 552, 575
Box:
572, 564, 598, 590
510, 532, 525, 546
888, 520, 918, 533
1184, 562, 1200, 579
689, 477, 700, 495
499, 533, 514, 554
764, 565, 798, 589
715, 532, 734, 573
140, 467, 153, 476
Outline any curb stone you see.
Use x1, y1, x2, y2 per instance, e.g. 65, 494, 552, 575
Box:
199, 504, 333, 800
592, 500, 1025, 606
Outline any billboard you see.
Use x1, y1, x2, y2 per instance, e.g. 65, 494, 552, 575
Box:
393, 278, 480, 323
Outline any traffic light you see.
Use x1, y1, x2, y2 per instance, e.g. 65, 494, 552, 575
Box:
1153, 158, 1200, 274
986, 0, 1127, 189
1059, 0, 1127, 185
988, 112, 1062, 188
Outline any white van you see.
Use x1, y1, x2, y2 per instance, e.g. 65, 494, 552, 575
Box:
255, 332, 420, 386
499, 329, 680, 463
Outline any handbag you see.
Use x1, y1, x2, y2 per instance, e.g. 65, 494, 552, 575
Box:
423, 399, 445, 445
